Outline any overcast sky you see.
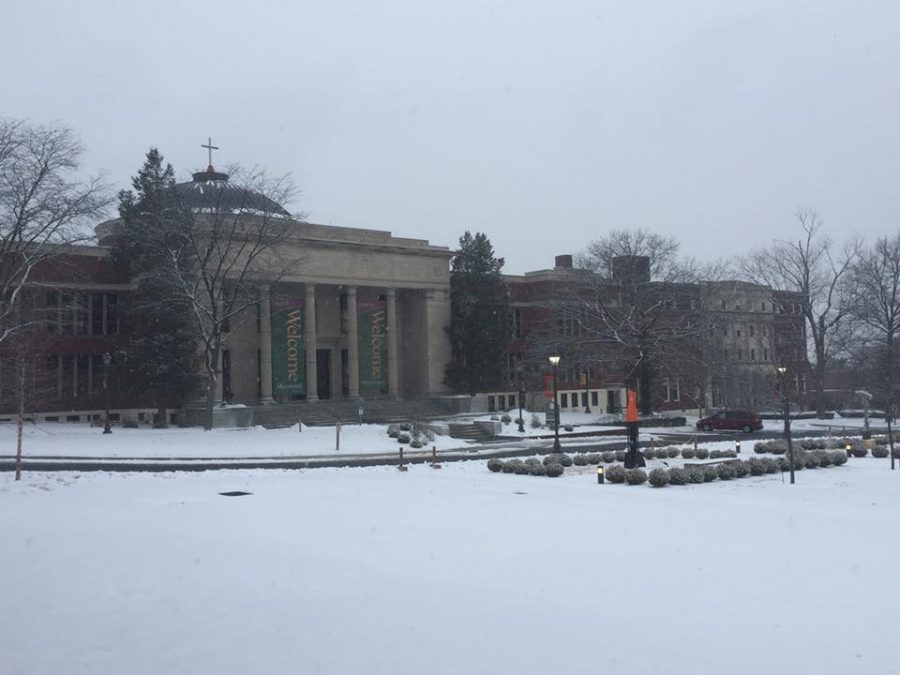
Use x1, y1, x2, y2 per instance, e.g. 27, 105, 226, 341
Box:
4, 0, 899, 273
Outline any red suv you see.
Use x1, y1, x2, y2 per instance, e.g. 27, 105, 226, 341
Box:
696, 409, 763, 433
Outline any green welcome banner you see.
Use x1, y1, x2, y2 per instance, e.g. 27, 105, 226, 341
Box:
271, 298, 305, 398
357, 290, 387, 393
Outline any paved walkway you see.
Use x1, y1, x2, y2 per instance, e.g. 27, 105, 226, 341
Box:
0, 427, 876, 473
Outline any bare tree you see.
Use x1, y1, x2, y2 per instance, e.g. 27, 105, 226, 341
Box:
558, 229, 711, 414
0, 119, 107, 345
741, 209, 859, 416
849, 234, 900, 466
0, 119, 108, 479
147, 166, 298, 429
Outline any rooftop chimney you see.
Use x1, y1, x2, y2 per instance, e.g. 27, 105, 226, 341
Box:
555, 254, 573, 269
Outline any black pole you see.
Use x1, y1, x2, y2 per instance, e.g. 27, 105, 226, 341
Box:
103, 353, 112, 435
552, 364, 561, 452
584, 370, 591, 414
517, 376, 525, 433
784, 394, 794, 484
887, 414, 895, 471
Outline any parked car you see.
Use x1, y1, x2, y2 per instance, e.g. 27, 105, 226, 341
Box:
696, 409, 763, 433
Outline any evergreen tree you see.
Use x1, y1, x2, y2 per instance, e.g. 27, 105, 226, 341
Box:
445, 231, 511, 394
113, 148, 200, 425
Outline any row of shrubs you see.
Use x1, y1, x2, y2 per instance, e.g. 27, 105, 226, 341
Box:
387, 422, 435, 448
755, 437, 900, 458
609, 450, 849, 487
487, 457, 565, 477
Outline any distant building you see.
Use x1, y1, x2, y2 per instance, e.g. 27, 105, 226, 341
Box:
486, 255, 807, 415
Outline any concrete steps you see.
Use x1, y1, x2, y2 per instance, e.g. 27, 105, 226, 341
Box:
251, 398, 459, 429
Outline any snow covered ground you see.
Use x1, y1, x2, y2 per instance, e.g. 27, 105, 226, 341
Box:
2, 456, 898, 675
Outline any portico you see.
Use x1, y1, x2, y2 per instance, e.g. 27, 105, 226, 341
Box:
225, 221, 452, 404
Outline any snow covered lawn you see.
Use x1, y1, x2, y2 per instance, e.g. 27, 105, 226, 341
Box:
2, 457, 898, 674
0, 422, 467, 459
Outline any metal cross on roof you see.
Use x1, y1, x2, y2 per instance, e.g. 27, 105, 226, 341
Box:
201, 136, 219, 167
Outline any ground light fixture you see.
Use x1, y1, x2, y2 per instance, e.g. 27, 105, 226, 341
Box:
549, 355, 561, 452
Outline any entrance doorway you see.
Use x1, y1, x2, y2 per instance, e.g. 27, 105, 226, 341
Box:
316, 349, 331, 399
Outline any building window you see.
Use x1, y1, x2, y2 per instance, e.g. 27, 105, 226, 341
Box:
513, 308, 523, 338
736, 326, 742, 337
74, 293, 88, 335
91, 294, 104, 335
340, 293, 348, 334
763, 348, 769, 361
750, 349, 756, 361
749, 325, 755, 337
591, 391, 598, 406
560, 393, 568, 408
105, 294, 119, 335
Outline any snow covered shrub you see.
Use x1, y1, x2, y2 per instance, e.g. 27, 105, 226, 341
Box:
749, 457, 765, 475
625, 468, 648, 485
851, 445, 868, 458
573, 454, 588, 466
587, 452, 602, 464
721, 450, 737, 459
529, 464, 547, 476
530, 414, 542, 429
564, 424, 574, 432
501, 413, 512, 424
502, 461, 519, 473
874, 435, 889, 446
830, 451, 848, 466
615, 450, 627, 462
716, 463, 736, 480
667, 447, 679, 458
410, 439, 423, 449
601, 451, 616, 463
872, 446, 889, 458
514, 418, 524, 429
605, 464, 626, 483
823, 437, 841, 450
893, 448, 900, 459
767, 440, 788, 455
545, 464, 564, 478
763, 458, 780, 473
387, 424, 400, 438
399, 422, 412, 431
423, 429, 435, 442
487, 459, 504, 472
524, 457, 541, 466
801, 439, 826, 450
398, 432, 411, 444
803, 451, 819, 469
648, 468, 669, 487
733, 460, 750, 478
695, 448, 709, 460
668, 467, 688, 485
815, 450, 832, 467
681, 448, 696, 459
642, 448, 657, 460
709, 449, 722, 459
543, 453, 572, 467
514, 462, 531, 474
687, 467, 705, 484
702, 465, 718, 482
754, 441, 770, 454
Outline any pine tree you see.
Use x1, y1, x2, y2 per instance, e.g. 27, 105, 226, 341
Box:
445, 231, 511, 394
113, 148, 200, 425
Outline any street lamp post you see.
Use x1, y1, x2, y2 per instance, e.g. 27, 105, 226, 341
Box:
855, 390, 873, 440
776, 365, 794, 484
549, 355, 561, 452
102, 352, 112, 435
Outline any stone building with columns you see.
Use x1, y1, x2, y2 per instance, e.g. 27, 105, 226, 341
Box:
0, 166, 453, 423
222, 221, 453, 405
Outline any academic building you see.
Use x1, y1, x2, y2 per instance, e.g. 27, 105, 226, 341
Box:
1, 165, 454, 424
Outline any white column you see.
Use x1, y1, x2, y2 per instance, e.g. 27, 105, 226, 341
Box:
347, 286, 360, 399
304, 284, 318, 401
387, 288, 399, 398
259, 284, 274, 403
